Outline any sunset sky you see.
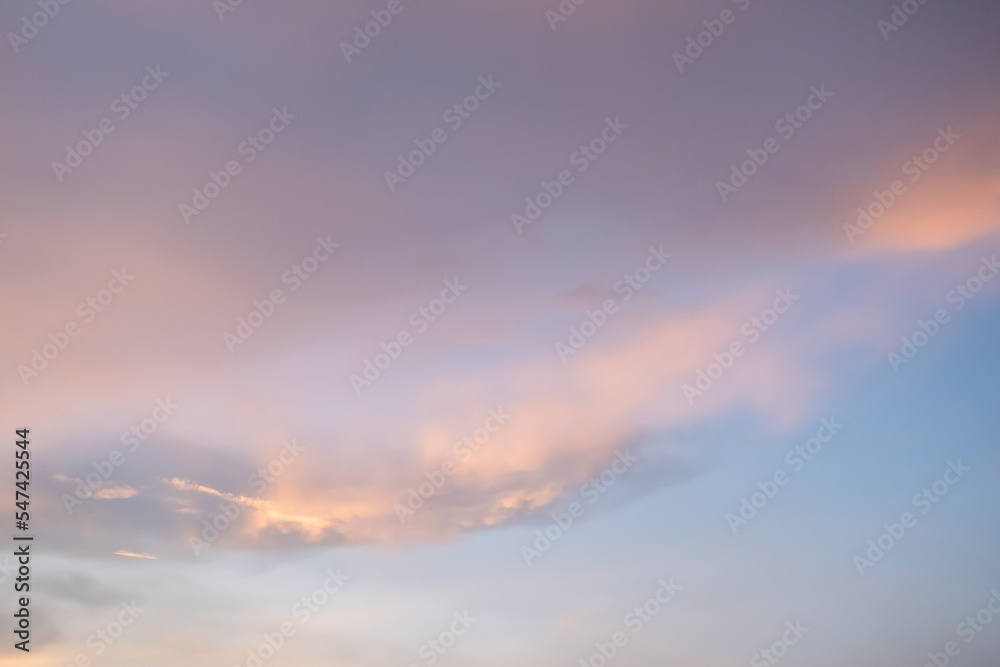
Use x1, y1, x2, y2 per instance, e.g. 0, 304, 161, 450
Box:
2, 1, 1000, 666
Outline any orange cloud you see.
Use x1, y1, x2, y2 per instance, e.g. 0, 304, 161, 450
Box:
845, 120, 1000, 252
152, 284, 829, 548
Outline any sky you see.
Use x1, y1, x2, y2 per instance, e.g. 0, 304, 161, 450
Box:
1, 0, 1000, 665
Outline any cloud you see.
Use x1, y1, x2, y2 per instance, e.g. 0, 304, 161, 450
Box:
32, 273, 863, 553
844, 116, 1000, 252
113, 550, 157, 559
